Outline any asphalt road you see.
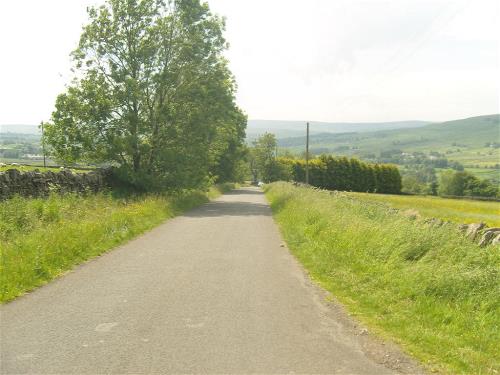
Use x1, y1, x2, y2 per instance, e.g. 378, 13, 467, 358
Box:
1, 187, 420, 374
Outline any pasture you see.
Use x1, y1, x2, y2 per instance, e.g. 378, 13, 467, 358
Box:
348, 192, 500, 226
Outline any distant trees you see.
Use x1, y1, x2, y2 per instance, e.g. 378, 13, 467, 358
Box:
43, 0, 246, 190
248, 133, 292, 182
401, 165, 438, 195
439, 171, 499, 198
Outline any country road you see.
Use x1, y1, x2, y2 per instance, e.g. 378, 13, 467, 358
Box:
0, 187, 420, 374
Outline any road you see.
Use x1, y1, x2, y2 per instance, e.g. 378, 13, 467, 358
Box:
1, 187, 420, 374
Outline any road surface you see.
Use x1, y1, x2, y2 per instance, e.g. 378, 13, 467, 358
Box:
1, 187, 420, 374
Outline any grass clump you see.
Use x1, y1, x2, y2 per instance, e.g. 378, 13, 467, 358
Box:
265, 182, 499, 374
0, 184, 234, 303
348, 192, 500, 227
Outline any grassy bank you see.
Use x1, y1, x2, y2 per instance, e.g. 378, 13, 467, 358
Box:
348, 192, 500, 227
265, 182, 499, 374
0, 183, 235, 303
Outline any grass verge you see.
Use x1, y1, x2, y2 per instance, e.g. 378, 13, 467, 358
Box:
265, 182, 499, 374
0, 183, 235, 303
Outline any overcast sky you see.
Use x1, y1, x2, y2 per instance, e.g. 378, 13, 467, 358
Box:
0, 0, 498, 125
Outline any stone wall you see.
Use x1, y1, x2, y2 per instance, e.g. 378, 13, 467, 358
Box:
459, 222, 500, 247
300, 184, 500, 248
0, 169, 109, 200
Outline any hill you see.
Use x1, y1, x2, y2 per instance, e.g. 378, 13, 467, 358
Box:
246, 119, 429, 139
277, 114, 500, 168
0, 124, 40, 134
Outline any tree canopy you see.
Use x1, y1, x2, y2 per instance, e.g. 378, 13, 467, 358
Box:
44, 0, 246, 190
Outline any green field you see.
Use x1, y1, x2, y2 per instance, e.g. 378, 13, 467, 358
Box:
348, 192, 500, 227
265, 182, 499, 374
0, 184, 235, 303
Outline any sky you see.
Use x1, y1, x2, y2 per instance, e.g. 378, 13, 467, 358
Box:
0, 0, 498, 125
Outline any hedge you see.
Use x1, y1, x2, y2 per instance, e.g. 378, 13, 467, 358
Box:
277, 155, 402, 194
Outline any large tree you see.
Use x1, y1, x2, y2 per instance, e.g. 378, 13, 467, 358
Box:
44, 0, 246, 190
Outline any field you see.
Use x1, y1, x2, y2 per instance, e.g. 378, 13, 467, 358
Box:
277, 115, 500, 172
0, 184, 235, 303
348, 192, 500, 227
265, 182, 499, 374
435, 166, 500, 183
465, 167, 500, 181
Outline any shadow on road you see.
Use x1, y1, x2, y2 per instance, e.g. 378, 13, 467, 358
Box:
184, 200, 271, 218
224, 188, 263, 196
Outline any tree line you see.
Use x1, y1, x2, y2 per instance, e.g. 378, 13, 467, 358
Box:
438, 171, 499, 198
43, 0, 246, 191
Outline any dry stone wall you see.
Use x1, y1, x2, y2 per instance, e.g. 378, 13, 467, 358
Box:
0, 169, 109, 200
302, 184, 500, 248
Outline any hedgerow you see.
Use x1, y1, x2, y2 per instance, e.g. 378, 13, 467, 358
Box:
277, 155, 402, 194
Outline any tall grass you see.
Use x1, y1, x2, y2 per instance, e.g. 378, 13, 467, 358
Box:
0, 184, 235, 303
265, 182, 499, 374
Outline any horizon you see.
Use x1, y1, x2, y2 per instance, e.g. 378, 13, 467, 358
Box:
0, 0, 499, 125
1, 113, 499, 130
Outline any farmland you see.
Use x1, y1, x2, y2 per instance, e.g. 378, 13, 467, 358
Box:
277, 115, 499, 160
275, 115, 500, 183
348, 192, 500, 227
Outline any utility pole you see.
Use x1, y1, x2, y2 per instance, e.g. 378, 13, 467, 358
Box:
40, 121, 46, 168
305, 121, 310, 185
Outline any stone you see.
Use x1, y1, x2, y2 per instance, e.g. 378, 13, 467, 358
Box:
465, 223, 486, 241
402, 209, 420, 220
481, 227, 500, 234
492, 233, 500, 246
478, 230, 500, 247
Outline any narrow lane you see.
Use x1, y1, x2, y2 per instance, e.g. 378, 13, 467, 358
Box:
1, 188, 407, 374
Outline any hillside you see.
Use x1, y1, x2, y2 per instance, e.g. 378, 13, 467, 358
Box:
0, 124, 40, 134
277, 114, 500, 168
246, 119, 429, 139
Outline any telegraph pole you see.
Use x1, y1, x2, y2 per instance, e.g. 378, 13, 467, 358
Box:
305, 122, 310, 185
41, 121, 46, 168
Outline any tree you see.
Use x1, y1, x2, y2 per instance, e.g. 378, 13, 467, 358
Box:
44, 0, 246, 190
249, 133, 278, 182
439, 171, 498, 197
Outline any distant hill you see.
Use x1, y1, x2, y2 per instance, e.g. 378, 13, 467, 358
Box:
279, 114, 500, 155
246, 119, 429, 139
0, 124, 40, 134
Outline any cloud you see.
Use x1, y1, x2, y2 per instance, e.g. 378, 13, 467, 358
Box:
0, 0, 498, 124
